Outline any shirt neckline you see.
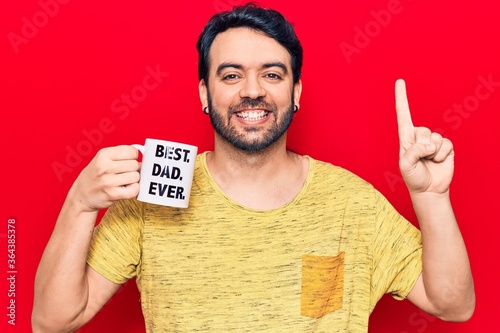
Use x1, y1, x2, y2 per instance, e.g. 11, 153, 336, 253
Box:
199, 151, 316, 215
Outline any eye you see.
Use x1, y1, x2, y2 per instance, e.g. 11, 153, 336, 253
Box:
265, 73, 283, 80
222, 74, 240, 81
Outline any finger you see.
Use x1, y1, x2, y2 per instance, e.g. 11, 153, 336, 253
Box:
116, 171, 140, 199
400, 126, 431, 157
108, 160, 140, 174
414, 127, 432, 144
414, 130, 447, 161
113, 182, 140, 200
395, 79, 414, 138
430, 132, 444, 152
400, 143, 437, 170
432, 138, 454, 163
420, 131, 443, 160
115, 171, 141, 187
98, 170, 139, 187
98, 145, 139, 161
102, 172, 140, 199
93, 155, 140, 178
430, 132, 443, 146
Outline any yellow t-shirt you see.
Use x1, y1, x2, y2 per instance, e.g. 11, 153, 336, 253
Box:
87, 152, 422, 332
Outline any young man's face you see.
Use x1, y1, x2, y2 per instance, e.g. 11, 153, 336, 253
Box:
199, 27, 302, 152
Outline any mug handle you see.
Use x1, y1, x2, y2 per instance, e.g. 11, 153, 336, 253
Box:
131, 144, 144, 154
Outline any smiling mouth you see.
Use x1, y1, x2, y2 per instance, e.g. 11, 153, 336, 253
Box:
235, 110, 270, 121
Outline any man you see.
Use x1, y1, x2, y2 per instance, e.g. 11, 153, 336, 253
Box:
32, 3, 475, 332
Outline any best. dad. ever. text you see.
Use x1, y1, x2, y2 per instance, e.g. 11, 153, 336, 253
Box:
148, 144, 191, 200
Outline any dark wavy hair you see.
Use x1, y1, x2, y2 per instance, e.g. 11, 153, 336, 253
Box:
196, 2, 303, 84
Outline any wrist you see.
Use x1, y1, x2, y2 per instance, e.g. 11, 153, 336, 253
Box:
65, 184, 100, 218
409, 190, 450, 203
53, 188, 101, 236
409, 190, 455, 225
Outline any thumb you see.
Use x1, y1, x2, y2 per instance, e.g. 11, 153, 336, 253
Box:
399, 143, 436, 170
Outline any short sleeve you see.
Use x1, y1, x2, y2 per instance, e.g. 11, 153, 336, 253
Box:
87, 199, 144, 284
371, 190, 423, 304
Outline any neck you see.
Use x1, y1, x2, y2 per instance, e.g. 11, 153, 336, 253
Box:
209, 133, 290, 178
206, 134, 309, 210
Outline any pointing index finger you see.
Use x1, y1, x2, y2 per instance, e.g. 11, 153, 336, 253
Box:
395, 79, 414, 137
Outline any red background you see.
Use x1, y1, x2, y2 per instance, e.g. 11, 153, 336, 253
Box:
1, 0, 498, 332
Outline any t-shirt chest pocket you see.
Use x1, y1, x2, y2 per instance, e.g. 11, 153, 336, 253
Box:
301, 252, 345, 318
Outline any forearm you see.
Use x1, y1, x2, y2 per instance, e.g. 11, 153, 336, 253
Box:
32, 189, 98, 332
411, 191, 475, 320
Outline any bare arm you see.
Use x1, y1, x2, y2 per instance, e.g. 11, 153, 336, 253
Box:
395, 79, 475, 321
406, 193, 474, 321
32, 146, 140, 332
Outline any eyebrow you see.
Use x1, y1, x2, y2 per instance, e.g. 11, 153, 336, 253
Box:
262, 62, 288, 74
215, 61, 289, 77
216, 62, 243, 77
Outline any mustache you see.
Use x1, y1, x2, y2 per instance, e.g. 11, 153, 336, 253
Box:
229, 97, 277, 112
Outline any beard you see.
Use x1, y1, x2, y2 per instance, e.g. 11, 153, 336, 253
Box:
207, 91, 295, 152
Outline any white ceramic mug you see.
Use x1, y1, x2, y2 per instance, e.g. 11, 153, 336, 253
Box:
132, 138, 198, 208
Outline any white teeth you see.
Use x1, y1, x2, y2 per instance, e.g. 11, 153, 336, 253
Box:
237, 110, 268, 121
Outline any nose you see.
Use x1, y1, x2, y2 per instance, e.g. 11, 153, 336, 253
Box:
239, 74, 266, 99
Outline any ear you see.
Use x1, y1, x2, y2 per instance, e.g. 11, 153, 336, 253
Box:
293, 79, 302, 109
199, 79, 208, 109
